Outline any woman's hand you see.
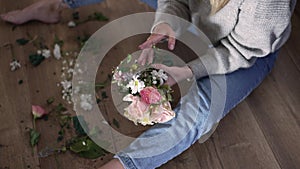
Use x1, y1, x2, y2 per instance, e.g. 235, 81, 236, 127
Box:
138, 23, 176, 66
139, 23, 176, 50
152, 64, 193, 86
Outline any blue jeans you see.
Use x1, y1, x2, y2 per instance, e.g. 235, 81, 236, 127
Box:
114, 51, 278, 169
63, 0, 279, 168
64, 0, 158, 9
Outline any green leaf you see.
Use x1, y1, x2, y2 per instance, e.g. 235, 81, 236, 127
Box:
30, 129, 40, 146
59, 115, 71, 127
29, 53, 45, 67
46, 97, 55, 105
69, 137, 90, 153
69, 137, 108, 159
78, 139, 108, 159
93, 12, 109, 21
112, 118, 120, 128
18, 80, 23, 85
55, 103, 67, 113
126, 54, 132, 63
73, 116, 88, 136
101, 91, 108, 99
72, 11, 80, 20
54, 35, 64, 47
16, 38, 29, 45
57, 135, 64, 142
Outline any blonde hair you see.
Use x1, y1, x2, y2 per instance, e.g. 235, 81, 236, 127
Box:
210, 0, 230, 14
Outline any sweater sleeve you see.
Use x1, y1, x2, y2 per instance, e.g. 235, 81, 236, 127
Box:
152, 0, 191, 33
188, 0, 294, 79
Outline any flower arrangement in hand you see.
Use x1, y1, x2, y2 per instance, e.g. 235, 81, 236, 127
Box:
112, 55, 175, 126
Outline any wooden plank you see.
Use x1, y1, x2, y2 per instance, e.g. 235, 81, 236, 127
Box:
160, 148, 202, 169
246, 74, 300, 169
284, 11, 300, 70
270, 47, 300, 125
0, 28, 40, 169
191, 102, 281, 169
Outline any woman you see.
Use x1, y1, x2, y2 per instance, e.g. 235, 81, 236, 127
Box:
2, 0, 296, 169
103, 0, 296, 169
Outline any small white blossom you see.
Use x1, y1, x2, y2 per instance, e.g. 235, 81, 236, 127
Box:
10, 60, 21, 71
80, 94, 93, 111
37, 50, 42, 55
53, 44, 62, 60
68, 21, 76, 27
74, 86, 80, 94
151, 69, 168, 85
77, 69, 83, 74
60, 80, 72, 90
42, 49, 51, 58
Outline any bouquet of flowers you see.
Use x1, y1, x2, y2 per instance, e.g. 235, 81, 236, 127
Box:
112, 55, 176, 126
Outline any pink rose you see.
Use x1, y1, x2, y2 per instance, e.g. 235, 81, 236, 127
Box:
150, 102, 175, 123
140, 87, 161, 105
32, 105, 47, 119
123, 94, 150, 123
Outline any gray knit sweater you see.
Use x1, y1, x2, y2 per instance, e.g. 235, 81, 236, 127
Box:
154, 0, 297, 79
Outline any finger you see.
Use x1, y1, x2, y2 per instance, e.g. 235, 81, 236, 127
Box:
146, 48, 155, 65
166, 78, 176, 86
152, 64, 170, 73
168, 35, 176, 50
139, 34, 165, 49
138, 48, 154, 66
137, 50, 148, 66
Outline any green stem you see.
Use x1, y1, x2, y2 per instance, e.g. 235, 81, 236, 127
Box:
33, 116, 36, 129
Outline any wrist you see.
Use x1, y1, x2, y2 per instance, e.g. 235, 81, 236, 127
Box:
183, 65, 193, 79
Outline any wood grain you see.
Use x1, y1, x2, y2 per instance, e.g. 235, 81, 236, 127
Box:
0, 0, 299, 169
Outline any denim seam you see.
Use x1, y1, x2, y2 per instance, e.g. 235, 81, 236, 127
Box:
115, 152, 138, 169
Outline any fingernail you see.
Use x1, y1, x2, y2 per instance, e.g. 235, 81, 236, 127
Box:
170, 44, 174, 50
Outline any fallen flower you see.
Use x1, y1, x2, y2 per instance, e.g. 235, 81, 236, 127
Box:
42, 49, 51, 58
80, 94, 93, 111
53, 44, 62, 60
68, 21, 76, 28
32, 105, 48, 119
10, 59, 21, 71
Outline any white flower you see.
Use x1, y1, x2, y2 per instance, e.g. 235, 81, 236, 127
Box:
53, 44, 62, 60
126, 75, 145, 94
10, 60, 21, 71
80, 94, 93, 111
73, 86, 80, 94
151, 69, 168, 85
37, 50, 42, 55
42, 49, 51, 58
68, 21, 76, 28
60, 80, 72, 90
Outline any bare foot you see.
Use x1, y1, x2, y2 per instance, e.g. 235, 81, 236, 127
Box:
0, 0, 68, 25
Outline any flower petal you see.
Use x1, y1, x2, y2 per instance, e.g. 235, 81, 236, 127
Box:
32, 105, 47, 118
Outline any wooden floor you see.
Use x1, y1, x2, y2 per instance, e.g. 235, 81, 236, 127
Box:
0, 0, 299, 169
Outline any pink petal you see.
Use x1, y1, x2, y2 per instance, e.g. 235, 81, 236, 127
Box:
32, 105, 47, 118
150, 102, 175, 123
